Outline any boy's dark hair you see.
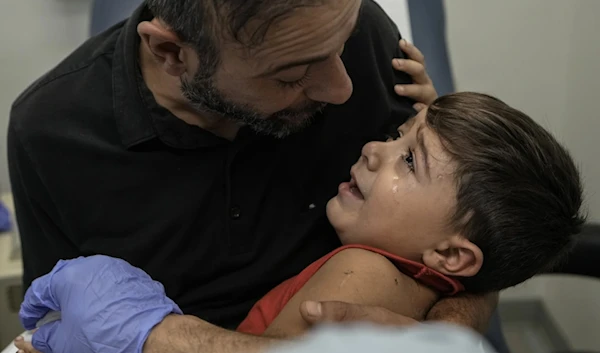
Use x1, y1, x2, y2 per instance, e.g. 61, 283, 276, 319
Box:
145, 0, 321, 79
426, 92, 586, 292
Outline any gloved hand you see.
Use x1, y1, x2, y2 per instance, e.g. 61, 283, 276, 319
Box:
19, 255, 183, 353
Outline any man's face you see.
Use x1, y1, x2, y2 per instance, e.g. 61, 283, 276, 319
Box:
326, 109, 459, 261
181, 0, 362, 138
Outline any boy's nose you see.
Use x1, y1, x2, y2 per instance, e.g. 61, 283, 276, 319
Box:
361, 141, 384, 171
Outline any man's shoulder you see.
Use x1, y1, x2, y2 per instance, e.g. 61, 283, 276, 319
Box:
322, 0, 413, 141
9, 31, 122, 154
360, 0, 399, 32
346, 0, 399, 52
10, 29, 120, 136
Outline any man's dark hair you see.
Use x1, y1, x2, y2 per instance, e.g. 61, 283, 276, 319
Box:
426, 92, 586, 292
145, 0, 321, 78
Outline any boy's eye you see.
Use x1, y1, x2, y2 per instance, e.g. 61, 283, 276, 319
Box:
405, 150, 415, 172
384, 129, 403, 142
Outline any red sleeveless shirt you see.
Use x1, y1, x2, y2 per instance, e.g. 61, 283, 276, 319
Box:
237, 244, 464, 335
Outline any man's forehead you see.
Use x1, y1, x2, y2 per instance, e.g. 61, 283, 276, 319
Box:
241, 0, 363, 75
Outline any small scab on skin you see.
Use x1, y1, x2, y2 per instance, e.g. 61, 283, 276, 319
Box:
338, 270, 354, 288
395, 278, 399, 285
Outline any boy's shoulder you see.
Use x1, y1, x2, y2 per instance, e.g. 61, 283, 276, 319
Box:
308, 246, 433, 308
319, 247, 402, 276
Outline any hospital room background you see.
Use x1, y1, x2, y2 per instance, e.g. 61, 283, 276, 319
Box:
0, 0, 598, 352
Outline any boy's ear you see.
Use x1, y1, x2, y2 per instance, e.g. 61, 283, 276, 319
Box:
422, 236, 483, 278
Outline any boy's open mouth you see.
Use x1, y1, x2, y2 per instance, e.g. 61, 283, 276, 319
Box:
349, 176, 365, 200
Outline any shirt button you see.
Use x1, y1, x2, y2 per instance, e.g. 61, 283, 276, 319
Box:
230, 205, 242, 220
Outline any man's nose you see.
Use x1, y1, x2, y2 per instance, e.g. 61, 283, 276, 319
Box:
361, 141, 385, 171
305, 56, 353, 105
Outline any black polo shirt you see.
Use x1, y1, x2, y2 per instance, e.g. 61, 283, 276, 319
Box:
8, 1, 415, 329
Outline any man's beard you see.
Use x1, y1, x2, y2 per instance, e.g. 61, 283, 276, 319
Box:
181, 74, 327, 139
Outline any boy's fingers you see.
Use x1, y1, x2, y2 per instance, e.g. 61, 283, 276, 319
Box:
395, 84, 425, 101
413, 103, 428, 112
392, 59, 429, 84
399, 39, 425, 64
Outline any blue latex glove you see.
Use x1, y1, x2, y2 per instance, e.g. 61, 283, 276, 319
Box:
20, 255, 183, 353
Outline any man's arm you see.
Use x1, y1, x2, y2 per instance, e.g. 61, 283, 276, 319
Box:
426, 292, 499, 333
144, 315, 278, 353
7, 122, 80, 288
263, 248, 438, 338
17, 255, 282, 353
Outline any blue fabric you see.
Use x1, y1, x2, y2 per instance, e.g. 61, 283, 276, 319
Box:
407, 0, 456, 95
90, 0, 143, 37
0, 202, 11, 232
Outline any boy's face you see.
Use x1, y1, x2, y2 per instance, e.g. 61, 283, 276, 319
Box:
326, 109, 459, 261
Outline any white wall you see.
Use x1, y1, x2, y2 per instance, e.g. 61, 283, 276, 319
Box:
0, 0, 91, 192
445, 0, 600, 350
374, 0, 412, 43
446, 0, 600, 222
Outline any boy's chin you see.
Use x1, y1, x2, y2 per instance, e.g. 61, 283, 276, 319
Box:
325, 197, 337, 221
326, 197, 353, 237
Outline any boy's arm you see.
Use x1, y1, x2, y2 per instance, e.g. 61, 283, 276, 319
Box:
263, 248, 438, 338
425, 292, 499, 333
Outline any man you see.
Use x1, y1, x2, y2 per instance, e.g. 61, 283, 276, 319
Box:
8, 0, 497, 352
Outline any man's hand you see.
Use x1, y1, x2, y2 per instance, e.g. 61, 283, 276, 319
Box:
426, 292, 499, 333
19, 255, 182, 353
393, 39, 438, 112
300, 301, 419, 328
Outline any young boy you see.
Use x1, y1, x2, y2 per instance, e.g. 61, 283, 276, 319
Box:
237, 92, 585, 338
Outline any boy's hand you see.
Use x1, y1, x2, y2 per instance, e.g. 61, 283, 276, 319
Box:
393, 39, 438, 112
300, 301, 420, 327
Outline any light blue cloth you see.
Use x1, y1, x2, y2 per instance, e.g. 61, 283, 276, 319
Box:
267, 323, 496, 353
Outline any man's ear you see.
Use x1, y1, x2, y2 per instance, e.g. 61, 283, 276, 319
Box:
422, 236, 483, 278
137, 19, 187, 77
